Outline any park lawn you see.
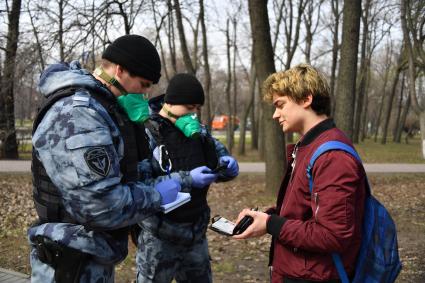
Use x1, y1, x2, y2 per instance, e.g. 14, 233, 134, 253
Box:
355, 137, 423, 163
220, 134, 424, 164
0, 173, 424, 282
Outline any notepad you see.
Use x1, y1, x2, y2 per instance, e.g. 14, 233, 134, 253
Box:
161, 192, 191, 214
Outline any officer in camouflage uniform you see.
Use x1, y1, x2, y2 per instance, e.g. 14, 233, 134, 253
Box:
29, 35, 217, 283
136, 74, 239, 283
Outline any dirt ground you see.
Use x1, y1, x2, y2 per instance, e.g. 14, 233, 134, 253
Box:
0, 173, 424, 283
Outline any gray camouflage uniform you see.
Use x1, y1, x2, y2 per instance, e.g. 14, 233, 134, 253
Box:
136, 117, 234, 283
29, 61, 192, 283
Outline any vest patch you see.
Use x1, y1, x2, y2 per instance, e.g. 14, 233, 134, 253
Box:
84, 147, 111, 177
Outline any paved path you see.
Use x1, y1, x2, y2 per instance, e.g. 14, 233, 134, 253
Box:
0, 160, 424, 173
0, 268, 29, 283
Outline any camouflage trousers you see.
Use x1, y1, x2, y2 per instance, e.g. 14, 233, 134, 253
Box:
30, 247, 114, 283
136, 213, 212, 283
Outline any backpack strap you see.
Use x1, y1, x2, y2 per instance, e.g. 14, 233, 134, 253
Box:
307, 140, 362, 283
307, 141, 362, 194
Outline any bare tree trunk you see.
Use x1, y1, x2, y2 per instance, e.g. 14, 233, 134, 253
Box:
90, 1, 96, 70
394, 91, 410, 143
360, 91, 369, 142
249, 0, 285, 194
272, 0, 285, 52
238, 59, 256, 155
353, 0, 371, 143
113, 1, 131, 34
152, 0, 170, 82
251, 79, 259, 150
0, 0, 22, 159
199, 0, 212, 128
393, 73, 405, 141
174, 0, 196, 75
284, 0, 306, 70
334, 0, 361, 138
58, 0, 65, 61
381, 54, 403, 144
192, 15, 201, 73
373, 65, 390, 142
28, 3, 45, 70
231, 18, 238, 147
225, 19, 234, 153
303, 0, 322, 64
27, 75, 35, 121
400, 0, 425, 158
329, 0, 341, 118
283, 0, 305, 144
167, 0, 177, 74
373, 44, 392, 143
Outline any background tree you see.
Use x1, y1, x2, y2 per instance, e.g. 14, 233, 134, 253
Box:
199, 0, 212, 127
238, 55, 256, 156
381, 49, 405, 144
302, 0, 322, 64
353, 0, 372, 144
334, 0, 362, 138
225, 18, 234, 153
0, 0, 21, 159
174, 0, 196, 75
0, 0, 22, 159
373, 43, 393, 142
248, 0, 285, 193
400, 0, 425, 158
328, 0, 342, 116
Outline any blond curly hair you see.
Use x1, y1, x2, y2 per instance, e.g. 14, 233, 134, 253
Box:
262, 64, 331, 116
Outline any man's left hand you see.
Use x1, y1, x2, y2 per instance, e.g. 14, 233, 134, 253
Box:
219, 156, 239, 177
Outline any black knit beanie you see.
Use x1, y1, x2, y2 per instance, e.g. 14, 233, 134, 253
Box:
102, 35, 161, 84
165, 73, 205, 105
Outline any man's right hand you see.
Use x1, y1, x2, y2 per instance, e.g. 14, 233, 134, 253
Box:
155, 179, 181, 205
190, 166, 218, 188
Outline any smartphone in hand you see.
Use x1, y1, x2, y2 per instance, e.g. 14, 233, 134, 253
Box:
210, 164, 228, 174
210, 216, 235, 236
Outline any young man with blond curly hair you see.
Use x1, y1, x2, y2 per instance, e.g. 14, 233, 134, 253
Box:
234, 64, 366, 283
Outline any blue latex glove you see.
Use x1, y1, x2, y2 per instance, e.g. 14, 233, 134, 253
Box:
155, 179, 181, 205
190, 166, 218, 188
219, 156, 239, 177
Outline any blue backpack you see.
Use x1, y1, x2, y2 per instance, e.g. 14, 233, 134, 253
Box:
307, 141, 402, 283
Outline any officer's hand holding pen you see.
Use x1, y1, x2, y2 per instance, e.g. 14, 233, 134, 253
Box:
232, 208, 268, 239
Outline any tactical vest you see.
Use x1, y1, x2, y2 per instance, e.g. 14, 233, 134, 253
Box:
32, 87, 150, 236
145, 115, 218, 223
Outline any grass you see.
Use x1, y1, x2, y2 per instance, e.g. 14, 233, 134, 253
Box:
355, 137, 423, 163
216, 132, 424, 163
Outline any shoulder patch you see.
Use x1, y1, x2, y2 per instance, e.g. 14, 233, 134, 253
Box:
73, 91, 90, 107
84, 147, 111, 177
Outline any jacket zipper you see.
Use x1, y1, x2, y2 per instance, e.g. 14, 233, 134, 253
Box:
281, 143, 299, 214
314, 192, 319, 222
289, 143, 299, 182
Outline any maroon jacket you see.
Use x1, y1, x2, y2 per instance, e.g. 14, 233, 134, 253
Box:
266, 119, 366, 282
